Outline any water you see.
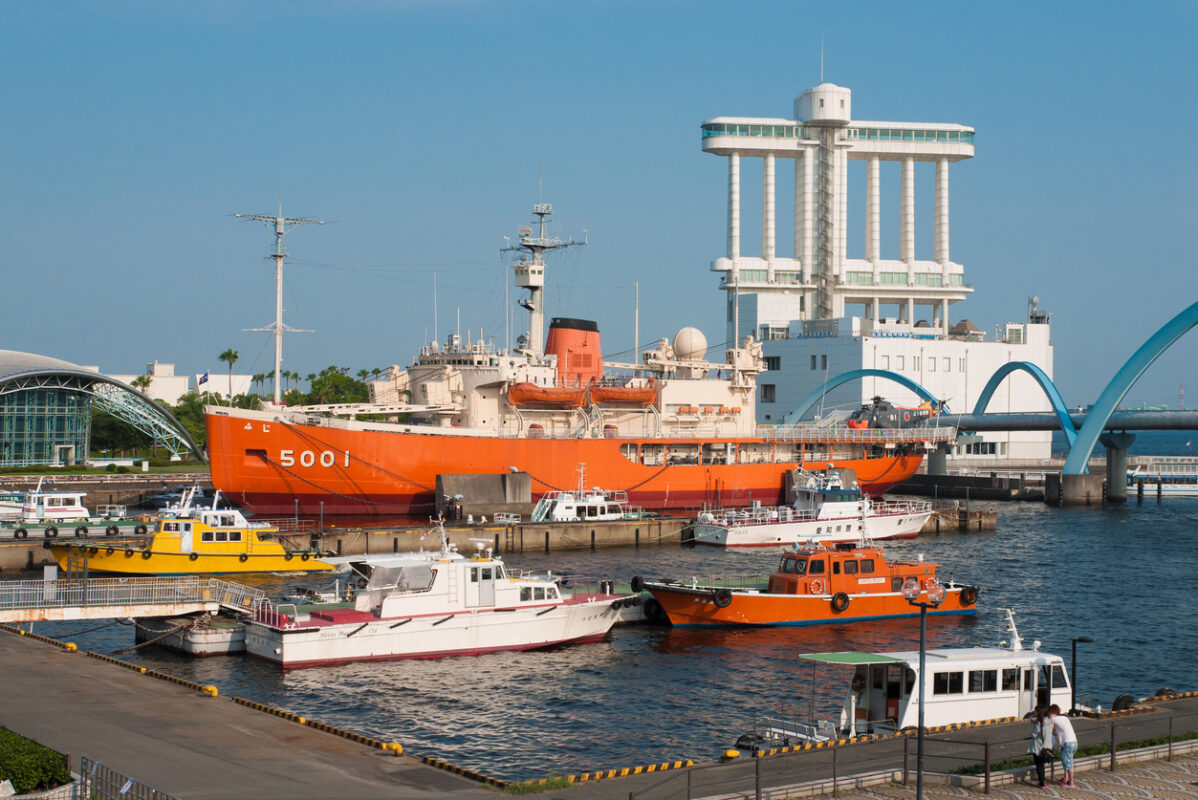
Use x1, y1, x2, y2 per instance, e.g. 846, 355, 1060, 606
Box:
25, 452, 1198, 782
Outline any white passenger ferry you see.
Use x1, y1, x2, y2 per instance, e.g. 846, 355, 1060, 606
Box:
1127, 457, 1198, 498
692, 469, 931, 548
737, 610, 1070, 748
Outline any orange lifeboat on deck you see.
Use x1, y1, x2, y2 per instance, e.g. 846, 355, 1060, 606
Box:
507, 382, 588, 408
590, 379, 657, 406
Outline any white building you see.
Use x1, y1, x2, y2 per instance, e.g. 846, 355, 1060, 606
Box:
702, 82, 1054, 463
109, 361, 191, 406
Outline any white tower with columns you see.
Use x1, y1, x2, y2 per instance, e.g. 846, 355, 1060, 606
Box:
703, 82, 974, 345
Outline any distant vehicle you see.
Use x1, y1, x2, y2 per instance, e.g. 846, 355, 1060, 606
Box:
847, 396, 940, 429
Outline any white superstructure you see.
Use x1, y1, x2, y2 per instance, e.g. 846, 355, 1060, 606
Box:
702, 82, 1054, 462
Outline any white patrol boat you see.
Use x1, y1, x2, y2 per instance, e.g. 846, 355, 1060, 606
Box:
244, 520, 627, 668
692, 468, 932, 548
736, 610, 1071, 749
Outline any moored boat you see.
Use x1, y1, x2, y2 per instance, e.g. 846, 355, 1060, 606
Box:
204, 203, 954, 517
46, 492, 333, 575
245, 521, 627, 668
633, 541, 978, 626
692, 468, 932, 548
735, 609, 1069, 749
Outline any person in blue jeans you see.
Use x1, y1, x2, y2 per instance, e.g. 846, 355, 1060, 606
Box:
1048, 704, 1078, 787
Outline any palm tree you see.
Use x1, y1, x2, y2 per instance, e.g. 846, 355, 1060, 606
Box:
251, 373, 264, 395
218, 349, 239, 402
131, 374, 151, 395
357, 368, 370, 383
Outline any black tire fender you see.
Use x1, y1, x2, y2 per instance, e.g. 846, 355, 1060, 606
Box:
74, 526, 88, 538
284, 552, 294, 561
300, 552, 310, 562
105, 525, 119, 537
141, 550, 152, 559
124, 549, 134, 558
14, 528, 27, 539
630, 575, 645, 593
713, 588, 733, 608
189, 551, 199, 562
831, 592, 851, 613
42, 528, 57, 539
238, 553, 249, 563
959, 585, 979, 606
135, 524, 147, 536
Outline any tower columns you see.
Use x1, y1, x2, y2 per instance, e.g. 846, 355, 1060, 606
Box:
866, 156, 881, 280
901, 157, 915, 268
728, 153, 741, 260
763, 153, 776, 271
935, 157, 950, 281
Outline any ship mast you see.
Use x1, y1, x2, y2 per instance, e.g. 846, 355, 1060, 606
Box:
504, 203, 585, 355
236, 207, 324, 405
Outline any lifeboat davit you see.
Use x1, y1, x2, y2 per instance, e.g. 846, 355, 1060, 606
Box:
507, 382, 588, 408
590, 379, 657, 406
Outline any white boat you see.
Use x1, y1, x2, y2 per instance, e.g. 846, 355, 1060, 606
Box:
1127, 457, 1198, 497
692, 469, 932, 548
18, 478, 91, 524
244, 521, 626, 668
0, 490, 25, 520
736, 609, 1072, 749
529, 464, 643, 523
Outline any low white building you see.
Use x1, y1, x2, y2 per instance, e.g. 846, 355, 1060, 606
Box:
109, 362, 191, 406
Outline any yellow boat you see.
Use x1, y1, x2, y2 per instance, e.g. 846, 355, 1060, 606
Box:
46, 491, 333, 576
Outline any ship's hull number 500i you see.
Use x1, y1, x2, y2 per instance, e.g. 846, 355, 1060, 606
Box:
279, 450, 350, 468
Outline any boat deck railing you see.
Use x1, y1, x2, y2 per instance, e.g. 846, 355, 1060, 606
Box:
652, 574, 771, 592
758, 424, 957, 444
0, 576, 267, 619
698, 500, 930, 528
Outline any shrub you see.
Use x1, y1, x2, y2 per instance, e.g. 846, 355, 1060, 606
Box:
0, 726, 71, 793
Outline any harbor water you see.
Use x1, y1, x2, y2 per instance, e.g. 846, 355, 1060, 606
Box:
25, 434, 1198, 782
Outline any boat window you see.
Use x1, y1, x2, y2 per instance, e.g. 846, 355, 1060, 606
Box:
547, 587, 558, 599
905, 667, 916, 695
1002, 668, 1020, 691
792, 558, 807, 575
807, 559, 825, 575
481, 568, 492, 581
520, 587, 531, 601
667, 444, 699, 465
494, 566, 504, 579
831, 561, 841, 575
1024, 670, 1035, 690
229, 531, 242, 543
1052, 665, 1068, 687
215, 531, 229, 542
620, 443, 639, 464
891, 577, 904, 591
534, 587, 545, 600
164, 522, 178, 532
641, 444, 665, 466
933, 672, 964, 695
201, 531, 214, 542
471, 568, 479, 583
1042, 664, 1068, 688
843, 560, 858, 575
872, 666, 886, 689
859, 559, 875, 574
969, 670, 998, 693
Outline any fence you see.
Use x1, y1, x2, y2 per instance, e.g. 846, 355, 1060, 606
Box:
0, 576, 266, 614
79, 755, 180, 800
629, 707, 1198, 800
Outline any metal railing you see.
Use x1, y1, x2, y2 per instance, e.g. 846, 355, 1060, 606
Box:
629, 707, 1198, 800
696, 500, 931, 528
0, 576, 266, 613
758, 424, 957, 443
80, 755, 180, 800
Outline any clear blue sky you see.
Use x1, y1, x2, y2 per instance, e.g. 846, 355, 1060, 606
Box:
2, 1, 1195, 407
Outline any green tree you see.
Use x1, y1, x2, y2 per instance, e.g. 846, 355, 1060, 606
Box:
218, 348, 239, 402
131, 374, 151, 394
308, 365, 369, 405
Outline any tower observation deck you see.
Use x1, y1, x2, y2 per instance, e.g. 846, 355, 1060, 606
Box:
702, 83, 975, 344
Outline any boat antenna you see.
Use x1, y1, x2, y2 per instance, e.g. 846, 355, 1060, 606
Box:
1002, 608, 1023, 651
502, 202, 586, 355
237, 206, 323, 406
434, 272, 438, 345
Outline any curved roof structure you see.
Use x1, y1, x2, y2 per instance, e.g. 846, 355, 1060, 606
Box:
0, 350, 203, 461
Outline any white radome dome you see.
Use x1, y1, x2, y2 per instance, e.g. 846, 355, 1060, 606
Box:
673, 327, 707, 361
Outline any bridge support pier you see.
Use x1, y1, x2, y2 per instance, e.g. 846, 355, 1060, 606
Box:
1045, 473, 1106, 506
1100, 432, 1136, 503
927, 442, 951, 476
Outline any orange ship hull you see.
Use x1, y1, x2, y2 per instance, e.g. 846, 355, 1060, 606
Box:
647, 585, 976, 627
205, 412, 925, 515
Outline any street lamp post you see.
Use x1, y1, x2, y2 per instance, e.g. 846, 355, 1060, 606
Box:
1071, 636, 1093, 714
902, 576, 947, 800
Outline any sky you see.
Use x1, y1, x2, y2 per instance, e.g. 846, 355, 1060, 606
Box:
2, 0, 1195, 408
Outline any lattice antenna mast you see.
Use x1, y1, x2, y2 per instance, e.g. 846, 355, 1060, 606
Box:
236, 207, 324, 405
502, 203, 586, 355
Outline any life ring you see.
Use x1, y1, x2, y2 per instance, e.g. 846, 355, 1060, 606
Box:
284, 552, 294, 561
959, 585, 979, 606
300, 553, 310, 562
14, 528, 27, 539
124, 549, 134, 558
135, 524, 147, 536
105, 525, 119, 537
630, 575, 645, 593
809, 579, 825, 594
43, 527, 57, 539
851, 674, 866, 693
831, 592, 851, 613
141, 550, 152, 559
712, 588, 733, 608
75, 526, 88, 538
105, 546, 115, 556
189, 552, 199, 562
238, 553, 249, 563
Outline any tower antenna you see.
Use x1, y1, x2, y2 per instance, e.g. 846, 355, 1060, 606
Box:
236, 206, 323, 405
820, 38, 824, 83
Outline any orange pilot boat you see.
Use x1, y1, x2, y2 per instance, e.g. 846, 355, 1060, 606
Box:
633, 542, 979, 627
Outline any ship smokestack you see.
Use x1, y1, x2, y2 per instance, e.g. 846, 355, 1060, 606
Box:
545, 318, 602, 387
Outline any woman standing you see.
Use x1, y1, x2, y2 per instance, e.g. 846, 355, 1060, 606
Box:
1048, 704, 1079, 787
1027, 706, 1054, 789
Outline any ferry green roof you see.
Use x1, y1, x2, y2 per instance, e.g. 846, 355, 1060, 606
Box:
801, 652, 907, 665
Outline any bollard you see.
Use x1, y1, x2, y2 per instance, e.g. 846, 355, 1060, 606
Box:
1110, 724, 1117, 771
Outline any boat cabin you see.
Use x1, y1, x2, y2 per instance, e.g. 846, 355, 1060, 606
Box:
531, 488, 629, 523
766, 543, 939, 598
21, 486, 90, 523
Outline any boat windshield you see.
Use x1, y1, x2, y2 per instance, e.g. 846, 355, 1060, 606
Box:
779, 556, 808, 575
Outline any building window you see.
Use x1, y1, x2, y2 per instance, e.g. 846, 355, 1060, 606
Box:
913, 356, 920, 371
765, 356, 781, 371
761, 385, 776, 403
810, 355, 817, 370
928, 358, 936, 372
943, 357, 950, 372
820, 355, 827, 370
880, 355, 889, 369
896, 356, 905, 370
959, 357, 966, 372
819, 98, 825, 108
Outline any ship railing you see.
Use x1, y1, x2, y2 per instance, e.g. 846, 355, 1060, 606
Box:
758, 424, 957, 443
696, 506, 822, 527
653, 574, 771, 592
507, 571, 623, 597
253, 598, 303, 629
870, 500, 933, 515
0, 576, 266, 614
255, 517, 319, 533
